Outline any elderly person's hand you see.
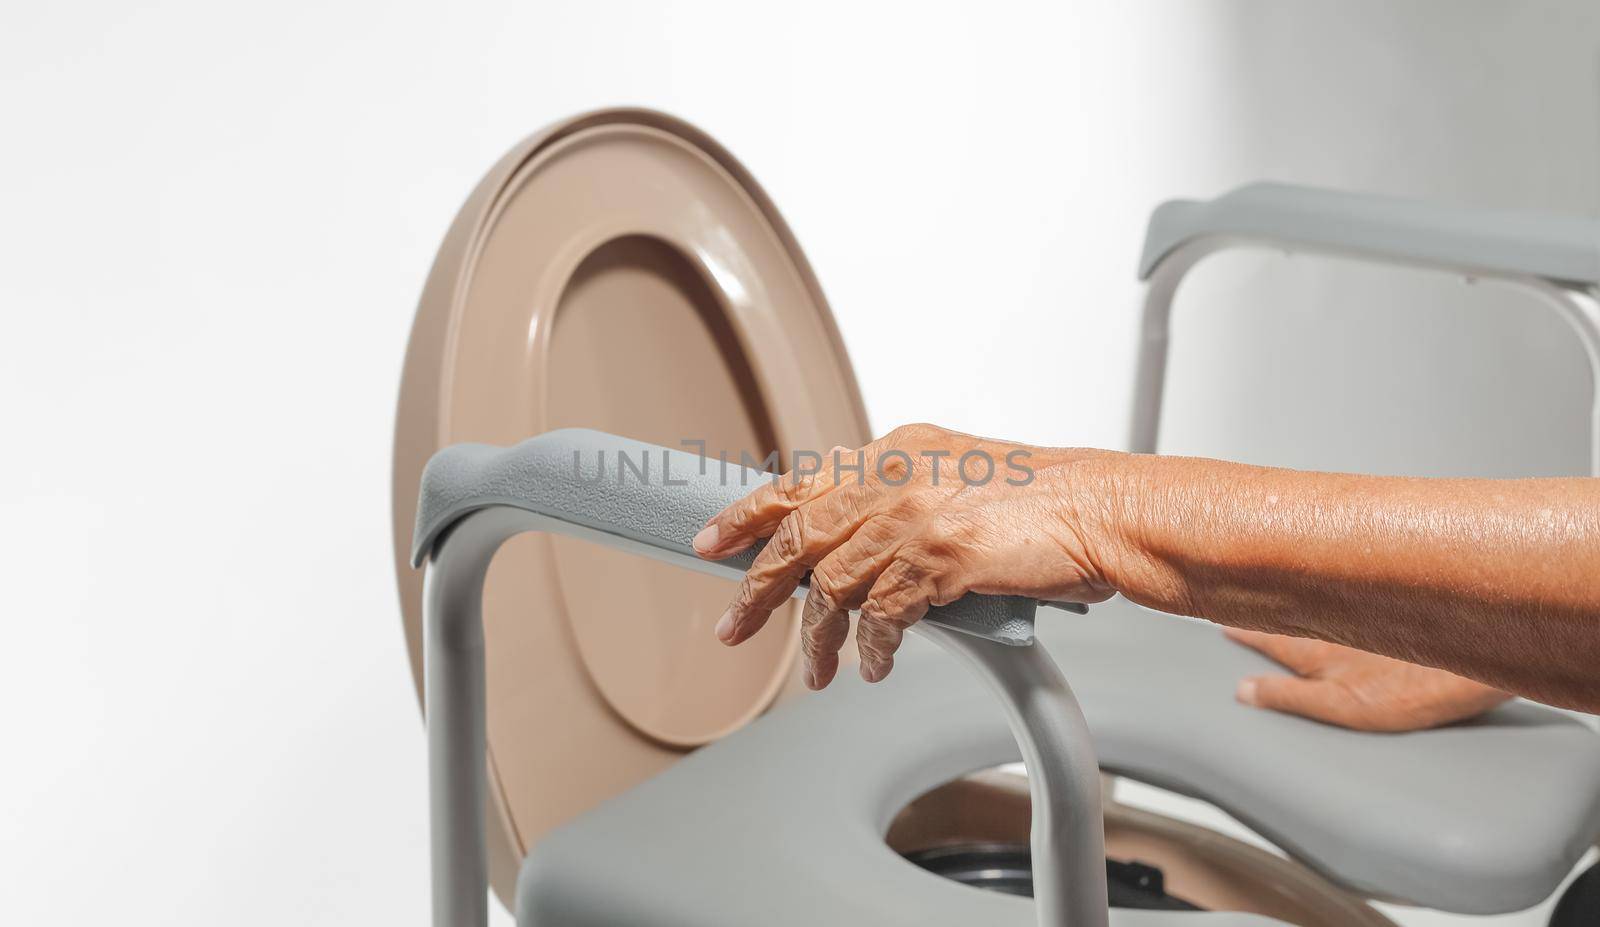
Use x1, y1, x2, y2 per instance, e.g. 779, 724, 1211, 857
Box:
1225, 631, 1509, 731
693, 423, 1600, 720
690, 424, 1120, 689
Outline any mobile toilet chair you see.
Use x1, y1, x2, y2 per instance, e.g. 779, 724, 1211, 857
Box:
394, 110, 1600, 926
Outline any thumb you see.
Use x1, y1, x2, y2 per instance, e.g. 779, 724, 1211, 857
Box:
1237, 674, 1362, 728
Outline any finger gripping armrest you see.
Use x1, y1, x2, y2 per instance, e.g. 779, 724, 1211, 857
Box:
411, 428, 1039, 645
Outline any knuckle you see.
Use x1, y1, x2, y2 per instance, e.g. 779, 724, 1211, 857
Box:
724, 502, 755, 534
893, 541, 939, 576
814, 617, 849, 651
771, 511, 808, 563
856, 629, 888, 663
726, 583, 757, 623
928, 580, 964, 608
876, 452, 912, 482
830, 482, 872, 521
862, 594, 907, 627
808, 567, 844, 611
922, 514, 956, 544
852, 513, 896, 548
800, 598, 847, 657
866, 561, 937, 624
857, 618, 903, 658
875, 609, 914, 632
799, 625, 821, 658
898, 491, 942, 521
876, 567, 918, 604
800, 587, 834, 627
903, 536, 963, 605
924, 511, 974, 548
777, 470, 816, 505
734, 577, 760, 609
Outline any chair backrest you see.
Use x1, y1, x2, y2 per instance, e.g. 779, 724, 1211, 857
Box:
1131, 183, 1600, 480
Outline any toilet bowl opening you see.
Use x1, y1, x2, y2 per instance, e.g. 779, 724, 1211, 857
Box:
903, 842, 1201, 911
886, 769, 1201, 911
885, 768, 1394, 926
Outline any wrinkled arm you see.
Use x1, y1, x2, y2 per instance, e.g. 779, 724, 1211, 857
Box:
696, 424, 1600, 714
1091, 455, 1600, 713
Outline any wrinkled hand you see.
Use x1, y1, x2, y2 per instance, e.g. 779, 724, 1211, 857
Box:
1226, 629, 1510, 732
692, 424, 1118, 689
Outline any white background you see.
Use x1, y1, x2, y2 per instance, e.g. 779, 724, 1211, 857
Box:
2, 2, 1596, 924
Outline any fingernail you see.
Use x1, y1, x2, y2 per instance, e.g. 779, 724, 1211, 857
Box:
692, 523, 720, 554
1236, 679, 1258, 706
714, 608, 736, 643
802, 662, 817, 690
861, 661, 888, 683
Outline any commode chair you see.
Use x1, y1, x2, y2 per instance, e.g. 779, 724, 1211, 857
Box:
393, 109, 1600, 925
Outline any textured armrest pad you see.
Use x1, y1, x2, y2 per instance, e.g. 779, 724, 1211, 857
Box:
1140, 182, 1600, 284
411, 429, 1038, 645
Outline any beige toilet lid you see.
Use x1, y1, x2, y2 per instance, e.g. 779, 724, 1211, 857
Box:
392, 109, 871, 900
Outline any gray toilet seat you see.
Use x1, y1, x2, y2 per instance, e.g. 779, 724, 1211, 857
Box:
517, 612, 1285, 927
518, 597, 1600, 921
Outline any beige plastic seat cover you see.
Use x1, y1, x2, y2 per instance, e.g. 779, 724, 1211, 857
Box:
391, 108, 872, 900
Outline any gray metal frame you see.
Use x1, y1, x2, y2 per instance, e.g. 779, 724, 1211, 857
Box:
1130, 187, 1600, 475
421, 504, 1108, 927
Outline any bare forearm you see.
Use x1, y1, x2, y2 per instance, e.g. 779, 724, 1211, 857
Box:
697, 422, 1598, 708
1071, 454, 1600, 711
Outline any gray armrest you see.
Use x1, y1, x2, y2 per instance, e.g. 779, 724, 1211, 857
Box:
411, 428, 1040, 645
1139, 182, 1600, 285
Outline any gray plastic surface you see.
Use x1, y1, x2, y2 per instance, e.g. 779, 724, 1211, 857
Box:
412, 428, 1039, 645
519, 598, 1600, 920
1139, 182, 1600, 284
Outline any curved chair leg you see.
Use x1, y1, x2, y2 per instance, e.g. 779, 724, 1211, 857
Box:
423, 507, 532, 927
920, 623, 1110, 927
